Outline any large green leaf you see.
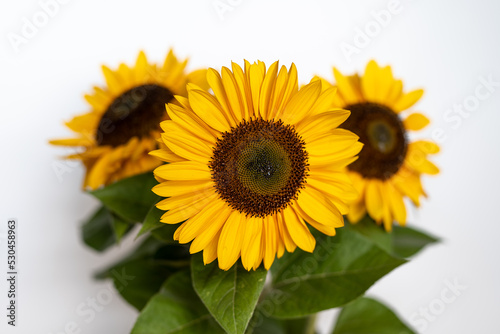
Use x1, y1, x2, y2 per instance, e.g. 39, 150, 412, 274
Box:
332, 297, 415, 334
346, 217, 439, 258
90, 172, 159, 222
262, 228, 406, 318
131, 271, 225, 334
82, 206, 133, 251
392, 225, 439, 258
96, 237, 191, 310
191, 254, 267, 334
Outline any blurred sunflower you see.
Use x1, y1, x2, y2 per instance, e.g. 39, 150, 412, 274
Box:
318, 60, 439, 231
151, 60, 362, 270
50, 50, 207, 189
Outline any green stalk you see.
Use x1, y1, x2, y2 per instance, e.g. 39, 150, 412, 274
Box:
305, 313, 318, 334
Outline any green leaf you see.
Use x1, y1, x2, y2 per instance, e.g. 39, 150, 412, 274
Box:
90, 172, 159, 222
392, 225, 439, 258
132, 271, 225, 334
112, 213, 133, 243
346, 216, 392, 254
191, 254, 267, 334
246, 315, 310, 334
137, 205, 165, 236
332, 297, 415, 334
137, 204, 179, 243
82, 206, 133, 251
96, 237, 191, 310
346, 216, 439, 258
262, 228, 406, 318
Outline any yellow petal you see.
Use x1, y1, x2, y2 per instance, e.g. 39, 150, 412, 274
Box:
158, 192, 217, 225
333, 69, 362, 104
203, 229, 221, 265
393, 89, 424, 112
385, 181, 406, 225
49, 137, 94, 147
263, 216, 277, 269
258, 61, 279, 119
152, 179, 213, 197
241, 216, 263, 271
281, 80, 321, 125
190, 206, 232, 254
296, 110, 351, 143
403, 113, 430, 131
296, 186, 344, 227
365, 180, 384, 222
277, 212, 296, 253
188, 88, 231, 132
178, 198, 228, 243
221, 66, 245, 123
360, 60, 379, 102
248, 62, 265, 118
153, 161, 211, 181
410, 140, 440, 154
218, 211, 247, 270
282, 206, 316, 253
347, 200, 367, 223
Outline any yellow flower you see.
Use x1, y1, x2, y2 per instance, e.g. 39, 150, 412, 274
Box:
151, 60, 362, 271
50, 50, 207, 189
319, 60, 439, 231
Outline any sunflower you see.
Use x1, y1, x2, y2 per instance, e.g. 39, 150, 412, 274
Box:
50, 50, 207, 189
151, 60, 362, 271
317, 60, 439, 231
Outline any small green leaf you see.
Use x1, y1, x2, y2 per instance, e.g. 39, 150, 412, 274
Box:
137, 204, 179, 243
263, 228, 406, 318
332, 297, 415, 334
82, 206, 133, 251
131, 271, 225, 334
346, 216, 392, 254
112, 213, 133, 243
137, 205, 165, 237
246, 315, 310, 334
346, 216, 439, 258
82, 206, 115, 251
191, 254, 267, 334
392, 225, 439, 258
90, 172, 159, 222
96, 237, 191, 310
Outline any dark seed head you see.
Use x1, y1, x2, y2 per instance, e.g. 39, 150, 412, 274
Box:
209, 118, 309, 217
96, 84, 173, 147
341, 102, 407, 180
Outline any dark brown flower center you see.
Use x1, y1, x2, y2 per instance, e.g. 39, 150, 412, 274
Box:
96, 84, 173, 147
209, 118, 309, 217
341, 102, 407, 180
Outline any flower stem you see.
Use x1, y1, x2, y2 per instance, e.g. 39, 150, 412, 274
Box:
305, 313, 317, 334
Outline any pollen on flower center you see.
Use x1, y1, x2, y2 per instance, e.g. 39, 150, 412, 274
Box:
341, 102, 407, 180
96, 84, 173, 147
209, 118, 309, 217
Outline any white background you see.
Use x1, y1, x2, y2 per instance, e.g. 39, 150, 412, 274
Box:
1, 0, 499, 333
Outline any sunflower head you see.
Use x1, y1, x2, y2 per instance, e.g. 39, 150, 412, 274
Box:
50, 50, 208, 189
321, 60, 439, 231
151, 60, 362, 271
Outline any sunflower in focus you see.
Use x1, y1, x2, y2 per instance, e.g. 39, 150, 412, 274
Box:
50, 50, 207, 189
151, 61, 362, 270
318, 60, 439, 231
